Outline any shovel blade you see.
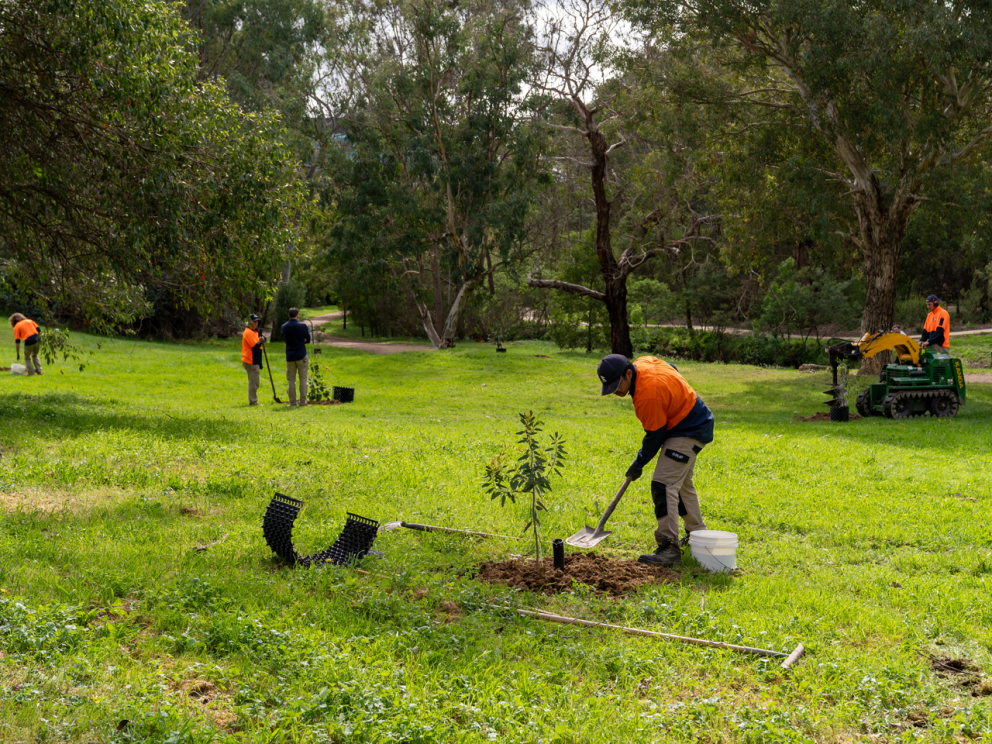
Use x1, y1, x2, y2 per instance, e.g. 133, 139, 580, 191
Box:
565, 525, 612, 549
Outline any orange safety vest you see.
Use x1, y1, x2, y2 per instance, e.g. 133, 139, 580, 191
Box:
13, 318, 40, 342
242, 327, 261, 364
631, 356, 698, 432
924, 306, 951, 348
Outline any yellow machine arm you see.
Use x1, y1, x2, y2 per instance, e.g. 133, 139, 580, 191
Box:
854, 331, 921, 365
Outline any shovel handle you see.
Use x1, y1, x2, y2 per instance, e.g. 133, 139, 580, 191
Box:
593, 477, 632, 533
400, 522, 520, 540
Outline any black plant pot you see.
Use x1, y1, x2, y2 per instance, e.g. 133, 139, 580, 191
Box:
829, 405, 849, 422
333, 386, 355, 403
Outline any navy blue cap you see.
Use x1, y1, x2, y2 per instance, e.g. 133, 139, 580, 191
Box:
926, 295, 939, 303
249, 313, 262, 322
597, 354, 629, 395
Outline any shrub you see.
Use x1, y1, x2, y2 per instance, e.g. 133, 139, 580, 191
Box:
648, 329, 829, 368
270, 279, 307, 342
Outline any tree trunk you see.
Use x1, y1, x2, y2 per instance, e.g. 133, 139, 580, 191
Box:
855, 191, 918, 374
438, 276, 481, 349
588, 128, 632, 357
432, 244, 443, 335
586, 300, 594, 353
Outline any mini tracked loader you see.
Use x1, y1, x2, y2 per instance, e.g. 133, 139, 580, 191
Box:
825, 331, 966, 419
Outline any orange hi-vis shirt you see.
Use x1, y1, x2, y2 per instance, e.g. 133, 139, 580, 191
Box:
631, 356, 698, 432
13, 319, 40, 342
242, 327, 261, 364
924, 306, 951, 348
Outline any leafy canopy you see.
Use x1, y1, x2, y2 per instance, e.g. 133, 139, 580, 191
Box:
0, 0, 307, 328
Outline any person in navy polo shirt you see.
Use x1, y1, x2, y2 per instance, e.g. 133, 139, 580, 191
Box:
281, 308, 312, 407
597, 353, 715, 567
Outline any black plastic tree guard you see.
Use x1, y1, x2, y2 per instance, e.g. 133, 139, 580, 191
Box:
263, 492, 379, 567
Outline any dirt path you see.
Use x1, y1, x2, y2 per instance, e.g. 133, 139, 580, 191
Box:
304, 312, 433, 354
966, 374, 992, 384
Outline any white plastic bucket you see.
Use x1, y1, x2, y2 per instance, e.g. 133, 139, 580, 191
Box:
689, 530, 738, 573
10, 363, 26, 375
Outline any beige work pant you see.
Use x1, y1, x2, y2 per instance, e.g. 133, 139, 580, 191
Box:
242, 362, 260, 405
23, 343, 42, 375
651, 436, 707, 545
286, 357, 309, 406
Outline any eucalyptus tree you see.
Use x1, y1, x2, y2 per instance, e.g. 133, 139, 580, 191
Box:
0, 0, 307, 328
323, 0, 548, 349
526, 0, 718, 356
631, 0, 992, 370
183, 0, 324, 116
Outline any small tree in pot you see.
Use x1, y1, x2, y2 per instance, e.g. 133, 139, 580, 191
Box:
483, 412, 567, 563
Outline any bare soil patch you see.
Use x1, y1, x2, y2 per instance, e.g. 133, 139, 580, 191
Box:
307, 399, 343, 406
0, 487, 126, 513
966, 373, 992, 384
314, 335, 431, 354
929, 655, 979, 677
476, 553, 680, 596
793, 411, 862, 422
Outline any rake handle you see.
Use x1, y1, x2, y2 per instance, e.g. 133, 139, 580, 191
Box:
400, 522, 520, 540
502, 607, 805, 669
261, 343, 282, 403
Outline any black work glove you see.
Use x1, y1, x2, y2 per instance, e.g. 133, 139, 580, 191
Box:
625, 464, 642, 481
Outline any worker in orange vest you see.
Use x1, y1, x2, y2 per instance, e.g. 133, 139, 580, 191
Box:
920, 295, 951, 355
597, 353, 715, 567
8, 313, 42, 375
241, 314, 265, 406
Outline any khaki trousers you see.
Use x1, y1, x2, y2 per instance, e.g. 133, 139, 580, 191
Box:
651, 436, 707, 545
242, 362, 260, 405
286, 357, 309, 406
23, 342, 42, 375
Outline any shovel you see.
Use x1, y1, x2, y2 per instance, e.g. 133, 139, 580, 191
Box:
261, 343, 283, 404
565, 477, 632, 549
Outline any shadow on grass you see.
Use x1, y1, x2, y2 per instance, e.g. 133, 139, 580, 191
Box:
0, 392, 245, 443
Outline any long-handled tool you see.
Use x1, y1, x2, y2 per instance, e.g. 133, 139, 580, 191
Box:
261, 343, 283, 403
380, 521, 520, 540
565, 477, 632, 549
496, 606, 806, 670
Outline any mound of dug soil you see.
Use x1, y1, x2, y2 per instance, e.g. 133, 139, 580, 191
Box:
793, 411, 862, 421
307, 399, 343, 406
476, 553, 679, 596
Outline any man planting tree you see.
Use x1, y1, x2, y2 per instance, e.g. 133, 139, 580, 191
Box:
9, 313, 41, 375
281, 307, 311, 407
241, 314, 265, 406
597, 354, 714, 567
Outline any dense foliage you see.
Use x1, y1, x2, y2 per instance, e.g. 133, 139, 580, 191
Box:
0, 0, 307, 330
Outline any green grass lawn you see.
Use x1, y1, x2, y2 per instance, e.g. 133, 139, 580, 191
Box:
299, 306, 339, 320
1, 328, 991, 743
948, 332, 992, 371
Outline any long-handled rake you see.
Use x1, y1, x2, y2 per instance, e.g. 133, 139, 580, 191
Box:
496, 606, 806, 670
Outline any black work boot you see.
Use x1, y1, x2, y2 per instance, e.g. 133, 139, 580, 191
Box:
638, 537, 682, 567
